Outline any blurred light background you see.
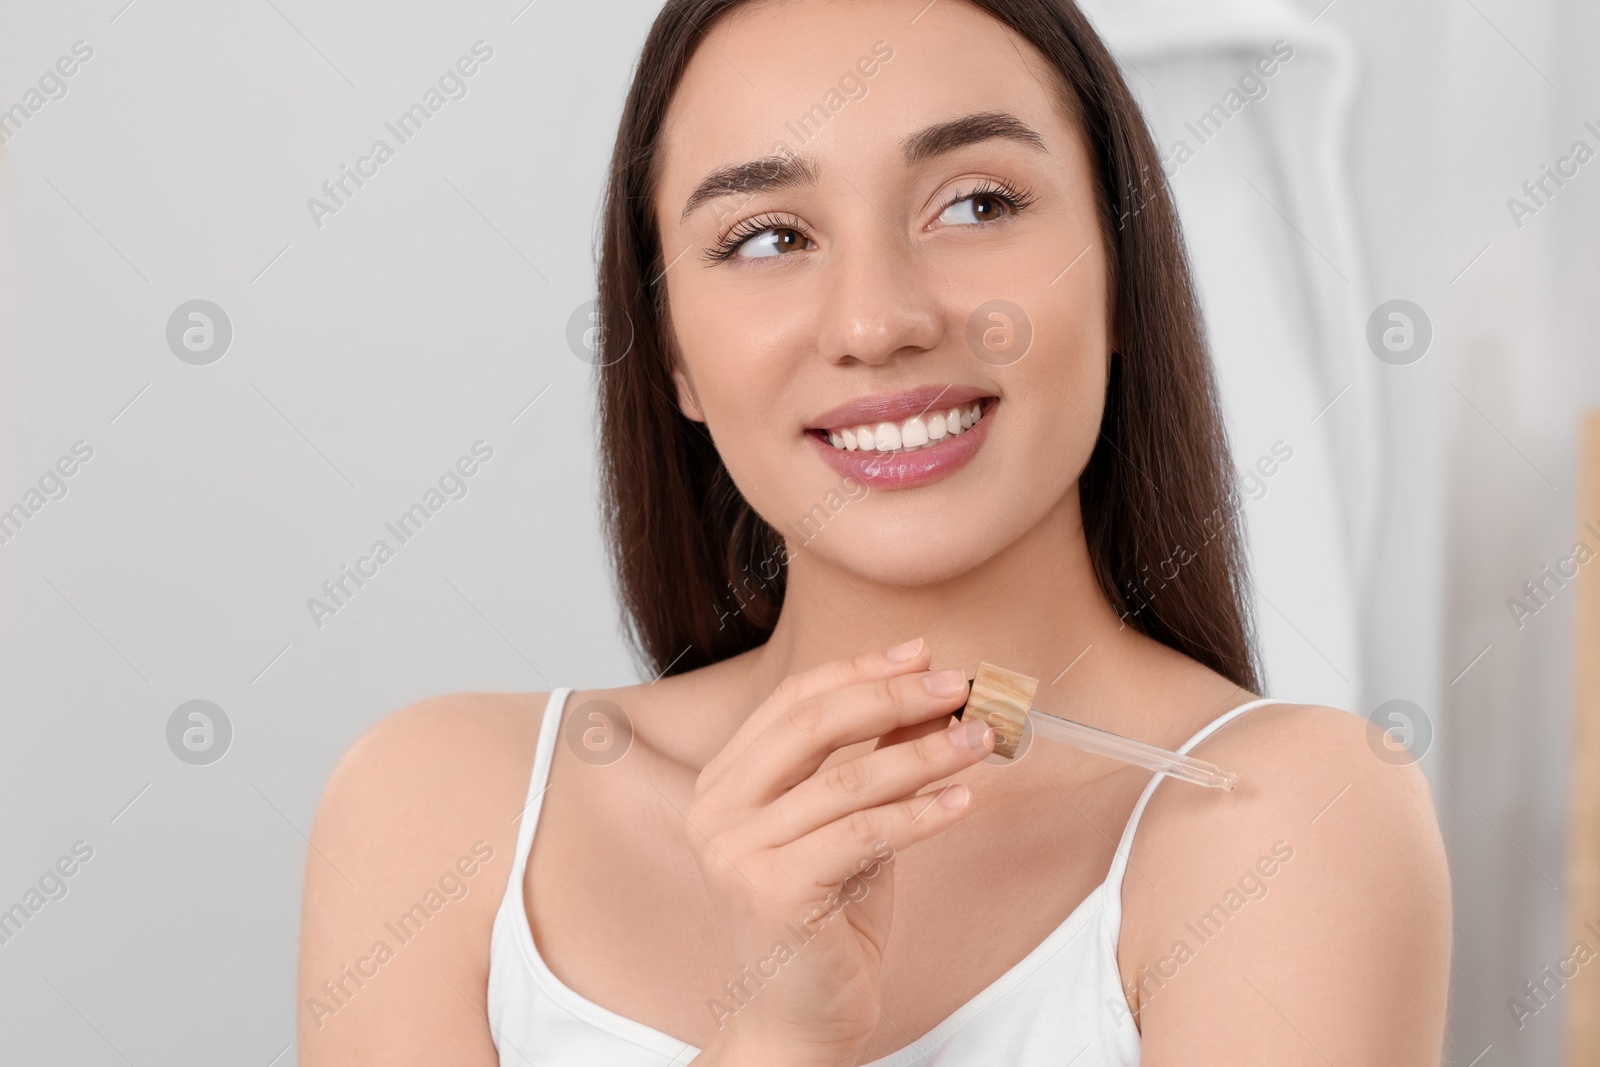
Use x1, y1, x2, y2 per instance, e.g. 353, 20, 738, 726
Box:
1, 0, 1596, 1063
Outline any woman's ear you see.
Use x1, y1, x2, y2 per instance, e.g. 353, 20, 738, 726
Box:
672, 365, 706, 422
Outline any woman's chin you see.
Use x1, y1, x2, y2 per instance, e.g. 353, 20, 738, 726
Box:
791, 526, 1005, 589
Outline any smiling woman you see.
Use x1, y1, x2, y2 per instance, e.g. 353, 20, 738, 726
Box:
298, 2, 1451, 1065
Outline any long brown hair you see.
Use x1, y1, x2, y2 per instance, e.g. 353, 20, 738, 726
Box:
594, 0, 1262, 694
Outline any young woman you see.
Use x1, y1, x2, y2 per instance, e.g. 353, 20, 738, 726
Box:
298, 1, 1452, 1063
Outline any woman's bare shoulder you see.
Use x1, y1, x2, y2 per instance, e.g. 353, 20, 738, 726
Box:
311, 690, 550, 858
1118, 702, 1452, 1061
298, 691, 553, 1061
1130, 700, 1444, 861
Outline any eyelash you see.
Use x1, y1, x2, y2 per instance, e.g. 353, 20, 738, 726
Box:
702, 178, 1038, 264
703, 211, 807, 264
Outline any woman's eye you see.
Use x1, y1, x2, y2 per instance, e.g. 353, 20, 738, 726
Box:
703, 216, 810, 265
939, 192, 1013, 226
735, 227, 806, 259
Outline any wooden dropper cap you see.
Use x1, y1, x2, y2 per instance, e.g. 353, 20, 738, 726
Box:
951, 661, 1039, 759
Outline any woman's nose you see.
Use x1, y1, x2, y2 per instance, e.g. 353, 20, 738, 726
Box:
814, 224, 945, 367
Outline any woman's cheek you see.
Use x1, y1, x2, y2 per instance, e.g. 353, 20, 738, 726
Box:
1016, 333, 1106, 479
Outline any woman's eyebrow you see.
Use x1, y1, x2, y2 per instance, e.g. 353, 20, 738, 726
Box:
679, 110, 1047, 223
901, 110, 1047, 166
680, 154, 819, 223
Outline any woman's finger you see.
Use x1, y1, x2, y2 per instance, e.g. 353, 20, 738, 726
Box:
706, 667, 972, 810
741, 718, 994, 847
697, 638, 934, 791
790, 782, 977, 886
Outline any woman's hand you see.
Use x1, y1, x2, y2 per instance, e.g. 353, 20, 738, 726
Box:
687, 638, 994, 1066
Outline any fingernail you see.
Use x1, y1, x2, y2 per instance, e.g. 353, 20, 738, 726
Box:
949, 720, 994, 753
886, 637, 926, 661
937, 784, 971, 810
922, 668, 967, 695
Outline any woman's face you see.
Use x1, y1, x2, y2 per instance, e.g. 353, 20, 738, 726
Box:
654, 0, 1111, 585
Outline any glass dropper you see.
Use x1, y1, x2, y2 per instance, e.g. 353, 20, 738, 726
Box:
955, 692, 1239, 791
1022, 707, 1239, 791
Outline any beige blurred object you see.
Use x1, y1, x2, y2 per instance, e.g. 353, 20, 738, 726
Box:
1569, 411, 1600, 1067
963, 661, 1039, 759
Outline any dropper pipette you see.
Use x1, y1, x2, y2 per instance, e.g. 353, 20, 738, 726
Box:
954, 667, 1239, 791
1020, 707, 1238, 790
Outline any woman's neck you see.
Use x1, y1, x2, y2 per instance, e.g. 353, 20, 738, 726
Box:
742, 488, 1175, 730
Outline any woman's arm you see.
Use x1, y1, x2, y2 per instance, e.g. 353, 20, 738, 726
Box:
297, 693, 542, 1067
1122, 703, 1452, 1065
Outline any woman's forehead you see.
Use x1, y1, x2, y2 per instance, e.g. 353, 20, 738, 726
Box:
655, 0, 1074, 214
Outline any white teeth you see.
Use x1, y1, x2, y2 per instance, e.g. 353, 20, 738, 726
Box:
822, 401, 988, 454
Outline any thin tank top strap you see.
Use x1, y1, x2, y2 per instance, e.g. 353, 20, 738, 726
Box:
1101, 698, 1290, 922
505, 687, 574, 889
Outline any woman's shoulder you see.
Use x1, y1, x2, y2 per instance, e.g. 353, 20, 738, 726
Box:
305, 690, 551, 922
1125, 699, 1448, 913
298, 691, 559, 1058
1116, 700, 1452, 1054
305, 678, 687, 885
315, 690, 550, 826
1140, 698, 1442, 838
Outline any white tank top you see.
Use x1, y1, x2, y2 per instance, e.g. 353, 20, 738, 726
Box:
486, 686, 1283, 1065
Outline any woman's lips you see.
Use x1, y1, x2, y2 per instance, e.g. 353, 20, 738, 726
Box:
807, 384, 995, 431
806, 398, 996, 490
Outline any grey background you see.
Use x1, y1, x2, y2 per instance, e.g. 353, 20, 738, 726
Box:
1, 0, 1597, 1064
